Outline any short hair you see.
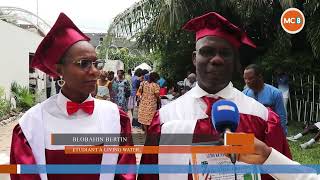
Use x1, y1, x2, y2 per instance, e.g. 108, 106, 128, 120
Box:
187, 73, 196, 79
149, 72, 160, 83
134, 68, 143, 76
142, 69, 149, 75
100, 70, 107, 76
117, 70, 125, 74
108, 71, 114, 75
245, 64, 263, 76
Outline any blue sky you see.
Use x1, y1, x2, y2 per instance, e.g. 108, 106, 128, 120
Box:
1, 0, 139, 32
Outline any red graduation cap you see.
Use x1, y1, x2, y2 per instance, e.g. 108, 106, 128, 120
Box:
31, 13, 90, 78
183, 12, 256, 49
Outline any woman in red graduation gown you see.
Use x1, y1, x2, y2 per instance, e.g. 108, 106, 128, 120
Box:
10, 13, 136, 180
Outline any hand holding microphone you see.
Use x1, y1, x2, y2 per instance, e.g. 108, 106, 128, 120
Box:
236, 137, 272, 164
211, 100, 272, 165
211, 100, 240, 164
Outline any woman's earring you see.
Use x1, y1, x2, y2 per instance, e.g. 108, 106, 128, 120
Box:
57, 77, 65, 87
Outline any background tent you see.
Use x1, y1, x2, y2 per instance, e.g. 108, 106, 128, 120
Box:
134, 63, 152, 71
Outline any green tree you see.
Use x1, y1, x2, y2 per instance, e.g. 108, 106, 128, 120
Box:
10, 82, 35, 111
107, 0, 320, 83
0, 87, 10, 119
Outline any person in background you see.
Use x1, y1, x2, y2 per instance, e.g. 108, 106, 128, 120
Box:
137, 70, 145, 82
96, 70, 111, 101
166, 85, 181, 100
275, 67, 290, 113
107, 71, 115, 81
126, 68, 133, 87
10, 12, 135, 180
243, 64, 287, 135
29, 68, 38, 94
173, 85, 182, 99
183, 70, 192, 88
142, 69, 150, 81
138, 72, 160, 132
157, 76, 167, 88
107, 71, 115, 102
185, 73, 197, 91
165, 86, 175, 100
158, 76, 168, 97
180, 88, 187, 95
287, 122, 320, 149
128, 68, 143, 127
113, 70, 131, 112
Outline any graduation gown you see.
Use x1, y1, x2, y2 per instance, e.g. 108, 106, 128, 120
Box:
138, 82, 291, 180
10, 92, 136, 180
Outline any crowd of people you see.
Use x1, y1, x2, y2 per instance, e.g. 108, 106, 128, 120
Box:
10, 11, 320, 180
93, 70, 183, 131
92, 66, 204, 133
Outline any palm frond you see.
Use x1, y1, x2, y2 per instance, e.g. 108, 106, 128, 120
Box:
306, 10, 320, 58
279, 0, 294, 9
304, 0, 320, 15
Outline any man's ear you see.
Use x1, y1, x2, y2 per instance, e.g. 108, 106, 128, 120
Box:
259, 74, 264, 81
192, 51, 197, 66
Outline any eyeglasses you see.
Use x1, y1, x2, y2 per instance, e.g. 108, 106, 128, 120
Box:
73, 59, 105, 71
197, 47, 234, 60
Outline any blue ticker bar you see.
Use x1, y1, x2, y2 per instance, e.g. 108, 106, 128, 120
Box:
19, 165, 320, 174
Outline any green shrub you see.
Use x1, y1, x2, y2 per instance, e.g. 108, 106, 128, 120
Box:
0, 87, 10, 119
11, 82, 35, 111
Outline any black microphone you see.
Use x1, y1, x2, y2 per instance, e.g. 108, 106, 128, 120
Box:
211, 99, 240, 164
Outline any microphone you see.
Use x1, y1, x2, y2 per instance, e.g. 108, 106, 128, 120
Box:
211, 99, 240, 164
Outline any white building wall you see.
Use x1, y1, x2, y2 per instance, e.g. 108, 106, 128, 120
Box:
0, 20, 43, 98
104, 60, 124, 76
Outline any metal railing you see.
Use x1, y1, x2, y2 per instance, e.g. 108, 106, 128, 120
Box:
0, 6, 51, 36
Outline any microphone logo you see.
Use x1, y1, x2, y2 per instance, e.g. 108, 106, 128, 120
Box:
217, 105, 235, 112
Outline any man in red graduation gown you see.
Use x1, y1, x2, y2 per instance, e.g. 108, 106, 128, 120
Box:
138, 12, 291, 180
10, 13, 136, 180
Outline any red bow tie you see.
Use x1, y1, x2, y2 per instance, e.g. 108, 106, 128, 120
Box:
202, 96, 221, 116
66, 101, 94, 115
